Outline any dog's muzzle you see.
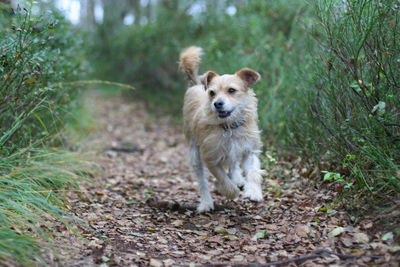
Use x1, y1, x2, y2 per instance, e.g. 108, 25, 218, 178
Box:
213, 100, 233, 119
218, 110, 232, 118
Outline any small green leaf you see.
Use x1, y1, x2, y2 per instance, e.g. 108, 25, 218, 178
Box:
381, 232, 393, 242
372, 101, 386, 114
223, 235, 239, 241
319, 206, 327, 212
323, 172, 333, 181
177, 232, 186, 239
350, 81, 362, 92
252, 231, 267, 240
25, 77, 36, 84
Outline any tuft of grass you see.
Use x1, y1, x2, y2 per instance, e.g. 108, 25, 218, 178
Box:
0, 147, 94, 265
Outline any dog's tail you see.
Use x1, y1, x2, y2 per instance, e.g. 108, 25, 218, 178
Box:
179, 46, 203, 87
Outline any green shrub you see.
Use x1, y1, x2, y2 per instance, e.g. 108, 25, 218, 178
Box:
296, 0, 400, 203
0, 4, 85, 155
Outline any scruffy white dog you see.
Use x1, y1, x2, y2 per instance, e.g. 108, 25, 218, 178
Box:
179, 46, 264, 212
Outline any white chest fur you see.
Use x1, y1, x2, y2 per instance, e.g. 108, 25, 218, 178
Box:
200, 127, 256, 166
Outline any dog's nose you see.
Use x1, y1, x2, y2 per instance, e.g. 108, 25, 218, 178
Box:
214, 100, 224, 110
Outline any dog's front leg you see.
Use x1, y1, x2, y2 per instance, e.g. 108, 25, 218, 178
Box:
242, 153, 264, 201
229, 162, 246, 190
207, 164, 240, 199
189, 143, 214, 213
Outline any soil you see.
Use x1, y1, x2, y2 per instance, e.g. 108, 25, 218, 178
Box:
49, 93, 400, 266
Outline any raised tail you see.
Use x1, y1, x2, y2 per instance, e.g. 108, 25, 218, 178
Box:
179, 46, 203, 87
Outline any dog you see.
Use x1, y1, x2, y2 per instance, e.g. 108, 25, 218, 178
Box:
179, 46, 264, 212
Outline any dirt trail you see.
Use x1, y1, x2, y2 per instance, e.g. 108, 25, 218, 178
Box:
53, 94, 399, 266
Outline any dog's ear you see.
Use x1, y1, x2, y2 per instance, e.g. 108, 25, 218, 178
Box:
236, 68, 261, 87
201, 71, 218, 89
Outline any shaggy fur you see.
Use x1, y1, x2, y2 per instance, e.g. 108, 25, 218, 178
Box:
180, 46, 264, 212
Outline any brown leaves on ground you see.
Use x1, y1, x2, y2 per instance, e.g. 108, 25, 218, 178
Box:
50, 94, 400, 266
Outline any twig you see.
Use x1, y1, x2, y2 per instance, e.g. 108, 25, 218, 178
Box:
192, 249, 381, 267
108, 145, 144, 153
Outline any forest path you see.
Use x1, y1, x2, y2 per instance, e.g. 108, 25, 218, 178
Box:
55, 93, 398, 266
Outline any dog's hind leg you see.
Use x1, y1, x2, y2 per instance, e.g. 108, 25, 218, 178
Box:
207, 164, 240, 200
189, 141, 214, 212
242, 153, 264, 201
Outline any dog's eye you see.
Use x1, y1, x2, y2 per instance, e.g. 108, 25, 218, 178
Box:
228, 88, 236, 94
209, 90, 215, 97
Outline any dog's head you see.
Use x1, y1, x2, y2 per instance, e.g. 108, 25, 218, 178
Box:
201, 68, 260, 122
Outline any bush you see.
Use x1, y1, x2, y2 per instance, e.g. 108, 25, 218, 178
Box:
0, 4, 85, 156
301, 0, 400, 203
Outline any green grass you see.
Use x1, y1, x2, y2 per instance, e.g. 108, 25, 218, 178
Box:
0, 147, 93, 265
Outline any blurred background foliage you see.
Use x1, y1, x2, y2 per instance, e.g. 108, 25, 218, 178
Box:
83, 0, 399, 205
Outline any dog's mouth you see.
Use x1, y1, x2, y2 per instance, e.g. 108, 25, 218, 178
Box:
218, 110, 232, 119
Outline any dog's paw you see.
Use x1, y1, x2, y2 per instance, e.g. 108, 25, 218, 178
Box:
243, 183, 263, 202
232, 175, 246, 191
219, 181, 240, 199
197, 200, 214, 213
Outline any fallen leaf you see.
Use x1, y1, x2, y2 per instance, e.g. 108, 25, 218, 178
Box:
252, 231, 267, 240
214, 227, 228, 234
223, 235, 239, 241
227, 228, 237, 235
163, 259, 175, 267
233, 255, 244, 261
362, 221, 373, 229
171, 219, 184, 227
328, 227, 345, 237
341, 237, 353, 247
127, 232, 144, 237
177, 232, 186, 239
370, 242, 389, 251
136, 252, 146, 258
149, 258, 163, 267
388, 246, 400, 253
319, 206, 328, 212
244, 245, 258, 253
265, 224, 277, 231
354, 232, 369, 244
350, 249, 365, 256
199, 254, 212, 261
295, 224, 310, 237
